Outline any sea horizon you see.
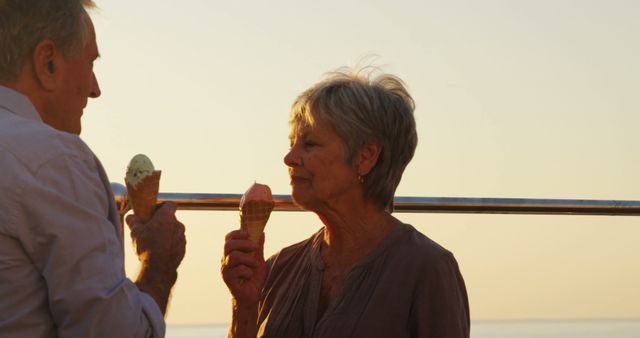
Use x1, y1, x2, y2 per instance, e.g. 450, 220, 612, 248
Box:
167, 318, 640, 338
168, 317, 640, 326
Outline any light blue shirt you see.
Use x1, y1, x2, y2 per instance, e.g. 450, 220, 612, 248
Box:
0, 86, 165, 337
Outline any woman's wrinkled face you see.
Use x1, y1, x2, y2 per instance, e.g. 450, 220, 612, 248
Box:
284, 119, 359, 211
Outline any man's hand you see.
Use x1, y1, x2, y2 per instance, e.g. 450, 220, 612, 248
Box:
126, 201, 186, 314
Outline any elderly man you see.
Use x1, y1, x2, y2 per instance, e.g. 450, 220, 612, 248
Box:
0, 1, 186, 337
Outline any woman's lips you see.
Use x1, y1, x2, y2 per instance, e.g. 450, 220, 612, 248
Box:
290, 175, 310, 185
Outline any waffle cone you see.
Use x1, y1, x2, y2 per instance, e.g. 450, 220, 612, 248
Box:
240, 200, 274, 243
126, 171, 161, 223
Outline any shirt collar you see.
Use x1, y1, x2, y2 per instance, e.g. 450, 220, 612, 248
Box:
0, 85, 43, 122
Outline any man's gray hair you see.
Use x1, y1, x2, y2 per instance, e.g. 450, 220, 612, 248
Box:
290, 66, 418, 210
0, 0, 96, 83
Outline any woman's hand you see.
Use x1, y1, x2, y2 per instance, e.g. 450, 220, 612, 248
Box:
221, 229, 266, 306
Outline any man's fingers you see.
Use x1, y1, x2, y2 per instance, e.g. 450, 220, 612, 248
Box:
125, 214, 143, 230
152, 201, 177, 221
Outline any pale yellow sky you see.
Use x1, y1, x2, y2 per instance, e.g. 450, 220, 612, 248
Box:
83, 0, 639, 324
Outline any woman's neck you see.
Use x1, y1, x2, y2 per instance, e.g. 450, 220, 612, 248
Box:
317, 203, 398, 268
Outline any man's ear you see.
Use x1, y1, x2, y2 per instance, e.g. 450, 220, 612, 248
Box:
355, 141, 382, 177
32, 39, 61, 91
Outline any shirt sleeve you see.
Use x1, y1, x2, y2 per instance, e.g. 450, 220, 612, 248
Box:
409, 251, 470, 338
13, 151, 165, 338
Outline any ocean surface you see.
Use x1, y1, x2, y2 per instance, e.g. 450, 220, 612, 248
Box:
167, 319, 640, 337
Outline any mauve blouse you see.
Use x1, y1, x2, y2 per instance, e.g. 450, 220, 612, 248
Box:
257, 223, 470, 338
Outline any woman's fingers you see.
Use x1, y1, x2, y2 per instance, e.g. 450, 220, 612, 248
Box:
223, 250, 260, 269
224, 236, 259, 256
221, 229, 265, 298
229, 265, 255, 280
225, 229, 249, 241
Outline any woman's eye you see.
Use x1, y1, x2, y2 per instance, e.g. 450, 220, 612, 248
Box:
304, 141, 317, 149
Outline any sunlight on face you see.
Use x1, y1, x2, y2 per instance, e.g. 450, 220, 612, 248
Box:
284, 120, 359, 212
47, 14, 101, 134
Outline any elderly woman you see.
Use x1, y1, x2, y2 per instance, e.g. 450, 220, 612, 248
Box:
222, 67, 470, 338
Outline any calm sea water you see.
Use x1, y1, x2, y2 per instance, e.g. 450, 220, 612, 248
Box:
167, 319, 640, 338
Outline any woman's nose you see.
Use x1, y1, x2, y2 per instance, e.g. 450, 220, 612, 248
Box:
283, 147, 301, 167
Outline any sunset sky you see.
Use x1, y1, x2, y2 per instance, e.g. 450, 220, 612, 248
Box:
83, 0, 639, 324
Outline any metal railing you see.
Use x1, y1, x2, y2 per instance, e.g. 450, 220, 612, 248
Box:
111, 183, 640, 217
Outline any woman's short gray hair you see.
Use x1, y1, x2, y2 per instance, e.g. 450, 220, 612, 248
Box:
0, 0, 96, 83
290, 66, 418, 210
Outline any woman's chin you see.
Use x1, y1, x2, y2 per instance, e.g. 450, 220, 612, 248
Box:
290, 192, 305, 207
290, 192, 317, 211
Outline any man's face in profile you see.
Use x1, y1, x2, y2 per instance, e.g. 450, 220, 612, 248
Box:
44, 16, 101, 135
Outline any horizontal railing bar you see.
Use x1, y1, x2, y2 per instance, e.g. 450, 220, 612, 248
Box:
111, 183, 640, 216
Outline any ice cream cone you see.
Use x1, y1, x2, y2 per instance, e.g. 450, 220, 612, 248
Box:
126, 170, 161, 223
240, 200, 274, 243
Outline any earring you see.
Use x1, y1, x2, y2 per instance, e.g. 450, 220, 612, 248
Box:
358, 175, 364, 184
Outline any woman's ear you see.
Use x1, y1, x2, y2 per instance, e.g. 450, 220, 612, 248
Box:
356, 142, 382, 176
32, 39, 60, 91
